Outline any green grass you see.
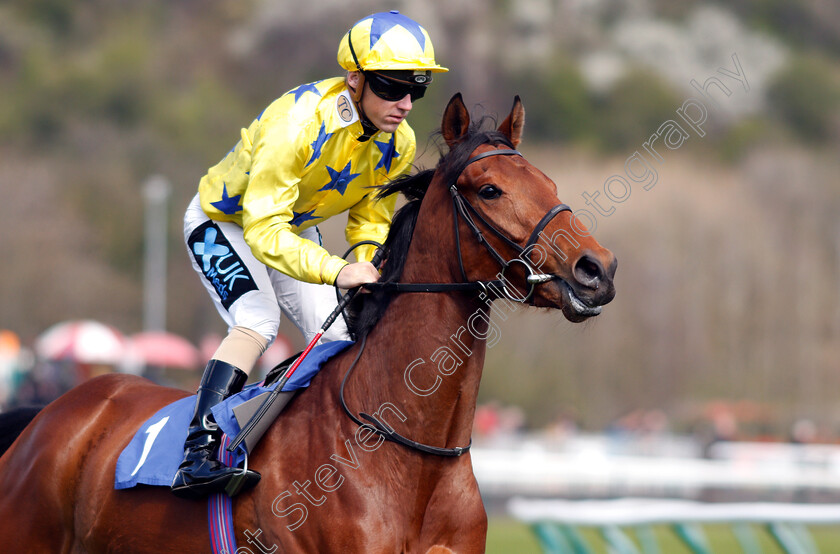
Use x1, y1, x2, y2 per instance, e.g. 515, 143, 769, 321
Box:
486, 518, 543, 553
486, 518, 840, 553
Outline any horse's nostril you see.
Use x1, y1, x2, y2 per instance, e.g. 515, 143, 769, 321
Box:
574, 255, 602, 288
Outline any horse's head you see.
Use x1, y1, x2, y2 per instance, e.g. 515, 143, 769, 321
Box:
348, 94, 617, 337
427, 93, 617, 322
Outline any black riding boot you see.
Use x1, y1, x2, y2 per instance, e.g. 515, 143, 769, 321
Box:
171, 360, 261, 499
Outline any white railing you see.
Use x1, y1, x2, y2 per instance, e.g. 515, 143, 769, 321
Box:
468, 436, 840, 554
507, 497, 840, 554
470, 438, 840, 498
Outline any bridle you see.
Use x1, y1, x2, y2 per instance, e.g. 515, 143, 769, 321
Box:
450, 148, 572, 302
366, 146, 572, 303
340, 145, 572, 457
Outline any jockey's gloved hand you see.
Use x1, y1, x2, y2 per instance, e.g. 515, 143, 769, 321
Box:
335, 262, 381, 289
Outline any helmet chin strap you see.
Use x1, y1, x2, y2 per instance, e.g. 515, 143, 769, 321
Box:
346, 27, 379, 141
347, 77, 379, 142
358, 118, 379, 142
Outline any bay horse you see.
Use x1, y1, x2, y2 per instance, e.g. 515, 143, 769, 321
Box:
0, 93, 615, 553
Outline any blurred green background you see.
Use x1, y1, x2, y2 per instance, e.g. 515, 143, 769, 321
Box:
2, 0, 840, 438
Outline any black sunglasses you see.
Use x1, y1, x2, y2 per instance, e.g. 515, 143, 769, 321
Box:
365, 72, 428, 102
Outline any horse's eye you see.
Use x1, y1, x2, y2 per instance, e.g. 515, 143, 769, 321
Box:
478, 185, 502, 200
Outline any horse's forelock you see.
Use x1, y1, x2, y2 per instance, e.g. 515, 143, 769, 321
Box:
439, 118, 514, 186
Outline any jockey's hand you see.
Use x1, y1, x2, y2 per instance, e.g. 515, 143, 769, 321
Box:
335, 262, 380, 290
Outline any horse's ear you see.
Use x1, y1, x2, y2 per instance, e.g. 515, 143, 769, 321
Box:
498, 95, 525, 148
442, 93, 470, 148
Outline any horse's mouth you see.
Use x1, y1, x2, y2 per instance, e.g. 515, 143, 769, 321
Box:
558, 279, 602, 320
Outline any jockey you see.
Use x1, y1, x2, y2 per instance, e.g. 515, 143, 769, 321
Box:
172, 11, 447, 499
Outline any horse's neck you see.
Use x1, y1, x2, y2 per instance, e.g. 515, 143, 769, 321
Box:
339, 203, 492, 450
348, 291, 488, 449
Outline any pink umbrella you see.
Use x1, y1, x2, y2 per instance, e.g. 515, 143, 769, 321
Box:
126, 331, 200, 369
35, 320, 126, 365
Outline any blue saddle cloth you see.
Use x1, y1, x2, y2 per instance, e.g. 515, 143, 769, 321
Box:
114, 340, 353, 490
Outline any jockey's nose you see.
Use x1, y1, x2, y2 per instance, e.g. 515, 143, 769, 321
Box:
396, 94, 413, 111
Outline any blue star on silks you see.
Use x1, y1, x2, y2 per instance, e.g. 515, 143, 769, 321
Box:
367, 12, 426, 50
374, 135, 400, 172
210, 184, 242, 215
306, 123, 333, 167
289, 82, 322, 103
290, 209, 320, 227
320, 162, 361, 195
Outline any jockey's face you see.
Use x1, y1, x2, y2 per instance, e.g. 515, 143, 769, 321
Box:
361, 82, 413, 133
347, 71, 414, 134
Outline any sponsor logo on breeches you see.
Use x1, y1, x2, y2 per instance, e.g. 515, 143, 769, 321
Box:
189, 221, 257, 309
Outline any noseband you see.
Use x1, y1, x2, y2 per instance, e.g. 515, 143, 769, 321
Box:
367, 146, 571, 302
449, 148, 571, 302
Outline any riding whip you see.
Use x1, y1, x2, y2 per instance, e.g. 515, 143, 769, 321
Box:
227, 243, 384, 454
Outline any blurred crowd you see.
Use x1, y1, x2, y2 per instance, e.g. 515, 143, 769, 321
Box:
0, 323, 295, 412
471, 399, 838, 456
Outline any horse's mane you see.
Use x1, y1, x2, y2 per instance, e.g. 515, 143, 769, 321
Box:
345, 117, 514, 339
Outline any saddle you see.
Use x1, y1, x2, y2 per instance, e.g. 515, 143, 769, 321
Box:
262, 350, 301, 386
226, 351, 303, 454
115, 340, 353, 490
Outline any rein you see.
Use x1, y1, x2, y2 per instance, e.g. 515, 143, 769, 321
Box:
340, 334, 471, 457
340, 146, 571, 458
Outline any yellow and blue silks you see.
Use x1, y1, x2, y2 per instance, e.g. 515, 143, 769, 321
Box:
198, 77, 414, 285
